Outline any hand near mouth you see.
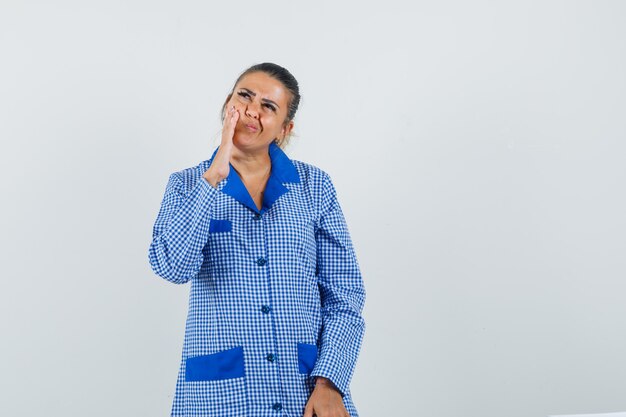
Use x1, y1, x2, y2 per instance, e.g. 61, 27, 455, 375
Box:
203, 105, 239, 187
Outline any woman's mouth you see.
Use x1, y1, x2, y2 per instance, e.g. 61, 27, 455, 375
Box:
244, 123, 258, 132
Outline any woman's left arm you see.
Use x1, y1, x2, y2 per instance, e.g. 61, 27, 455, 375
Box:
308, 172, 366, 400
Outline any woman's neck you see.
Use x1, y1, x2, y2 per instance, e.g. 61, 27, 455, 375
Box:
230, 144, 271, 177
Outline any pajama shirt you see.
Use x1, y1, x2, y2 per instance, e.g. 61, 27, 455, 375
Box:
148, 141, 366, 417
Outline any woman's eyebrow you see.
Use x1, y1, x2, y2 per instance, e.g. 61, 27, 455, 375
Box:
239, 87, 280, 109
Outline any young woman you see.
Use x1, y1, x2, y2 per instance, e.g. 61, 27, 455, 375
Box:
148, 62, 366, 417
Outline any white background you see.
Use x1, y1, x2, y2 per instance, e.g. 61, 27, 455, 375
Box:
1, 1, 625, 416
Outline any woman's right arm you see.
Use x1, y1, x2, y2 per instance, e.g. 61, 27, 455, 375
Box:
147, 172, 220, 284
148, 105, 240, 284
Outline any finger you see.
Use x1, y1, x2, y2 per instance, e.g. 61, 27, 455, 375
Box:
221, 106, 238, 144
225, 106, 239, 135
229, 105, 239, 120
302, 402, 314, 417
223, 106, 234, 127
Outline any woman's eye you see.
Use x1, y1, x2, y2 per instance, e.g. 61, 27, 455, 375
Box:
237, 91, 275, 112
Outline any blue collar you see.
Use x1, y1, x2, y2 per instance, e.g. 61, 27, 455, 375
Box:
208, 141, 301, 214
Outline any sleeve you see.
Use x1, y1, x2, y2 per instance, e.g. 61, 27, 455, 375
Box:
309, 172, 366, 398
148, 172, 220, 284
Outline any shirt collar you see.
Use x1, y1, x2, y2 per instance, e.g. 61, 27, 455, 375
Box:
208, 141, 300, 214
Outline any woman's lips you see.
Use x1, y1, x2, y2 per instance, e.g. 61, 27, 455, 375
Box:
244, 123, 258, 132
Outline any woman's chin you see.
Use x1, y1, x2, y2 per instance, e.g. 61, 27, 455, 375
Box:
232, 133, 266, 149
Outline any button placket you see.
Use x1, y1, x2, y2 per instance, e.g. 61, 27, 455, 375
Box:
254, 208, 281, 411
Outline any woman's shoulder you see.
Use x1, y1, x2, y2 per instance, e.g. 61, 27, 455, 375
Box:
291, 159, 332, 186
161, 160, 210, 194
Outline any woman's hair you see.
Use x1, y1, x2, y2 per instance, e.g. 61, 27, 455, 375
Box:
221, 62, 301, 148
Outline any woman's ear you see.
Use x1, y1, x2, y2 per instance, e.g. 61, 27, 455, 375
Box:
282, 120, 295, 137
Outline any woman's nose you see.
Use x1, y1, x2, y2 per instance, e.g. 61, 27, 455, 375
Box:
245, 102, 260, 118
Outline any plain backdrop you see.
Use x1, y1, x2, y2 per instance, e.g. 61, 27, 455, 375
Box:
1, 1, 625, 416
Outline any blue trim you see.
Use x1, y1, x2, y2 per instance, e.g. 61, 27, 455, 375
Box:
208, 219, 232, 233
262, 170, 289, 212
185, 346, 245, 381
211, 142, 301, 214
221, 167, 259, 213
268, 141, 300, 183
297, 342, 318, 374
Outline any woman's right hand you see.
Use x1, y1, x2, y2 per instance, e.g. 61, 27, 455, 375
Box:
203, 105, 239, 187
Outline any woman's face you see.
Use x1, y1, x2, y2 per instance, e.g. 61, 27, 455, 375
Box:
226, 71, 294, 152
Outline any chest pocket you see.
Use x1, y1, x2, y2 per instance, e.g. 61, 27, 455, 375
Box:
209, 219, 232, 233
204, 218, 245, 272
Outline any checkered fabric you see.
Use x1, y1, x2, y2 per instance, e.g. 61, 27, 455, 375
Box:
148, 142, 366, 417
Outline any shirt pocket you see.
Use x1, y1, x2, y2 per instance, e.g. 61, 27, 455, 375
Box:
205, 218, 244, 273
296, 342, 318, 374
183, 346, 247, 412
185, 346, 245, 381
208, 219, 232, 233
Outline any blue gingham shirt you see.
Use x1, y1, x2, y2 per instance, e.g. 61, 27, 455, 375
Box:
148, 142, 366, 417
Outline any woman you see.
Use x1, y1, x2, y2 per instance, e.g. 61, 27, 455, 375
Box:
148, 62, 366, 417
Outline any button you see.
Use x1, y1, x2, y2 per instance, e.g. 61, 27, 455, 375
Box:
266, 353, 276, 362
272, 402, 282, 411
261, 305, 271, 314
256, 257, 267, 266
253, 213, 261, 220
